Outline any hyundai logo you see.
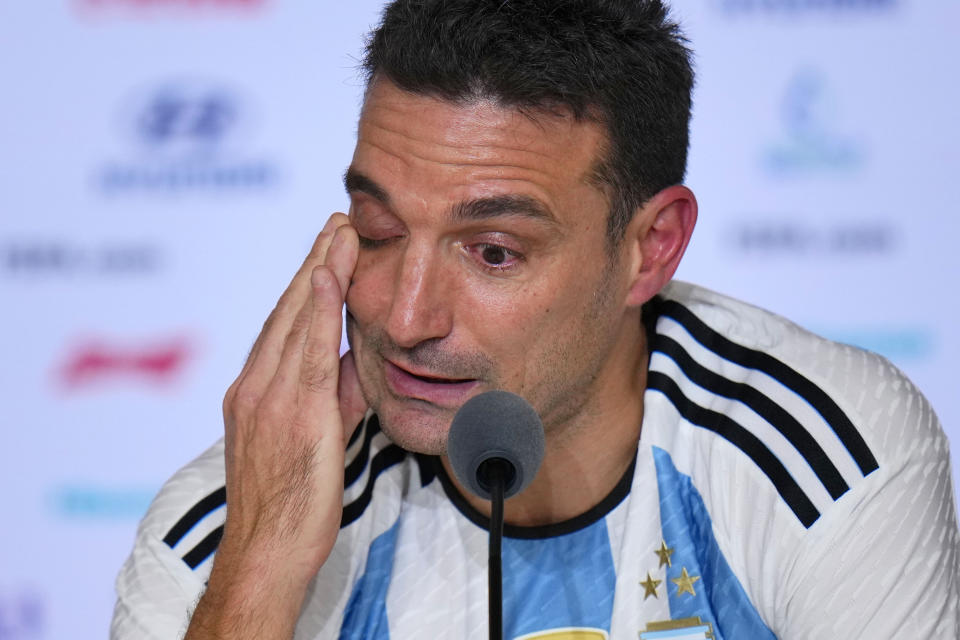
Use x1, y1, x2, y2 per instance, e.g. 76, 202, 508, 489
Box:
122, 80, 253, 159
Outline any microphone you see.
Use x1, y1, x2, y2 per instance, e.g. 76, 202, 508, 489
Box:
447, 390, 545, 640
446, 390, 546, 500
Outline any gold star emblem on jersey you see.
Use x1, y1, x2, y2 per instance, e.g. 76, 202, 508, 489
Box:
654, 540, 674, 568
640, 572, 661, 600
671, 567, 700, 597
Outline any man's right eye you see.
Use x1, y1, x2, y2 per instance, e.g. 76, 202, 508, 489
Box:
357, 235, 396, 249
350, 207, 405, 249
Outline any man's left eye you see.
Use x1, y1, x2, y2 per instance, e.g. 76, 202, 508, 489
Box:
469, 243, 523, 271
481, 245, 509, 265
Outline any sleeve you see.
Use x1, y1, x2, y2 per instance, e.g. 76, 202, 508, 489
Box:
110, 441, 225, 640
111, 531, 204, 640
110, 418, 374, 639
779, 363, 960, 639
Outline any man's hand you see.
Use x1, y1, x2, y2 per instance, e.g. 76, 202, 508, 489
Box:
185, 213, 366, 640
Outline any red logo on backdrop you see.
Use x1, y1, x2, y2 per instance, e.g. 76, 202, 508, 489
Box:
75, 0, 266, 16
58, 336, 193, 390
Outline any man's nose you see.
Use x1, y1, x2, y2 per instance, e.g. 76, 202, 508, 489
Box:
384, 248, 453, 349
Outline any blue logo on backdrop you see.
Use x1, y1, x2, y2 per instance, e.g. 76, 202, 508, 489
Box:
50, 485, 156, 520
762, 69, 865, 175
99, 80, 278, 194
817, 328, 934, 362
716, 0, 896, 14
134, 85, 238, 156
0, 590, 43, 640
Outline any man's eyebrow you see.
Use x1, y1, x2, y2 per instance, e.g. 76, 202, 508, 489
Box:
344, 168, 557, 225
452, 194, 558, 225
343, 168, 391, 205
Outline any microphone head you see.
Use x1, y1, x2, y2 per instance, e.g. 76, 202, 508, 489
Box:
446, 390, 545, 500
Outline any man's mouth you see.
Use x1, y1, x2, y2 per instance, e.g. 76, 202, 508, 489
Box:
384, 360, 479, 406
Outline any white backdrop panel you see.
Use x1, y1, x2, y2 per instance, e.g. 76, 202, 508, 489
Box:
0, 1, 956, 638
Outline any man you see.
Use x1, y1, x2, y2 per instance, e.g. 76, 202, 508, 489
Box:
112, 0, 960, 638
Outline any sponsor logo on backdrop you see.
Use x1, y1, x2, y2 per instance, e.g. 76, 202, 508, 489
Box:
816, 328, 934, 361
1, 241, 161, 276
716, 0, 895, 13
728, 219, 930, 364
732, 220, 896, 256
50, 485, 156, 520
0, 590, 43, 640
763, 68, 865, 175
75, 0, 265, 16
57, 336, 193, 390
99, 80, 278, 194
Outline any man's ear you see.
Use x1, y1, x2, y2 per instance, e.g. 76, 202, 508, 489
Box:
623, 185, 697, 307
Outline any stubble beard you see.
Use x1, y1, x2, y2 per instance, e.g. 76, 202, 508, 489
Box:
344, 313, 496, 455
343, 255, 625, 456
521, 261, 624, 444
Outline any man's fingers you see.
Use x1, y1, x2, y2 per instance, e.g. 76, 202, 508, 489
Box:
296, 264, 348, 407
230, 214, 351, 407
246, 213, 349, 366
324, 223, 359, 300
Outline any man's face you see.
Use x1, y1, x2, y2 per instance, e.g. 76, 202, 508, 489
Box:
344, 80, 633, 455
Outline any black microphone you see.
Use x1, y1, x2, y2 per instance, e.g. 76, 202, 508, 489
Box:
447, 390, 545, 499
447, 390, 545, 640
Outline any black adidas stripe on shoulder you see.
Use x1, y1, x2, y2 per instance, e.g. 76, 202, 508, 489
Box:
163, 486, 226, 570
163, 486, 225, 547
342, 413, 407, 527
656, 298, 879, 476
340, 443, 407, 528
344, 415, 382, 490
647, 371, 821, 527
340, 414, 444, 528
162, 418, 393, 571
645, 297, 880, 529
652, 333, 850, 501
182, 526, 224, 569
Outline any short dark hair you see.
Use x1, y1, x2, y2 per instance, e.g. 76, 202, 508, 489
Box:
362, 0, 694, 242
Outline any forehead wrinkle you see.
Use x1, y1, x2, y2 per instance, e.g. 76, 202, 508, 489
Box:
355, 136, 574, 205
355, 93, 610, 224
358, 109, 583, 170
353, 138, 602, 231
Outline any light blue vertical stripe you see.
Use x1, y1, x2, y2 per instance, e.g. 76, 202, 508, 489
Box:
502, 518, 616, 638
338, 521, 399, 640
652, 446, 776, 640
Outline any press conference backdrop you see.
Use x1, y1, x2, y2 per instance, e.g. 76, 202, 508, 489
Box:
1, 0, 957, 637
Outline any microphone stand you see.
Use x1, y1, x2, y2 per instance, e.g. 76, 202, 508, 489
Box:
483, 458, 509, 640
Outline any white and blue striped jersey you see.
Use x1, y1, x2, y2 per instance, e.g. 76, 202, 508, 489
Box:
112, 281, 960, 639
